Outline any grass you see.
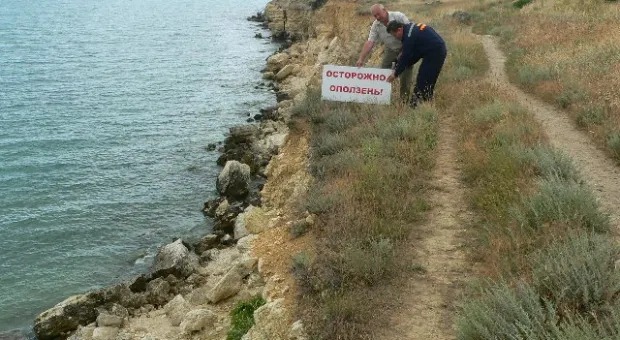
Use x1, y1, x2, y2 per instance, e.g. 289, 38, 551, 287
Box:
281, 0, 620, 338
227, 296, 266, 340
449, 58, 615, 338
290, 87, 437, 338
471, 0, 620, 162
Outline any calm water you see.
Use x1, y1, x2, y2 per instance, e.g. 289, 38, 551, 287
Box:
0, 0, 277, 333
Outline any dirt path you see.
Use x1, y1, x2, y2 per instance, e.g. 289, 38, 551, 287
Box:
377, 114, 471, 340
480, 35, 620, 229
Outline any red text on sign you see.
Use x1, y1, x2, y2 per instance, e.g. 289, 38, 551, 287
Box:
328, 85, 384, 95
325, 70, 387, 81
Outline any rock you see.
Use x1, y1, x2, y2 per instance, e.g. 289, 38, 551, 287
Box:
289, 320, 308, 340
193, 234, 220, 255
276, 90, 290, 102
96, 303, 128, 327
164, 295, 190, 326
213, 200, 245, 234
151, 239, 195, 279
207, 262, 254, 303
242, 299, 288, 340
91, 327, 118, 340
187, 286, 211, 306
276, 64, 295, 80
234, 206, 256, 240
266, 53, 290, 72
67, 324, 95, 340
254, 33, 263, 38
259, 106, 279, 121
34, 289, 120, 340
262, 71, 275, 80
206, 143, 217, 151
216, 161, 251, 200
146, 278, 171, 306
247, 11, 265, 22
203, 197, 224, 217
180, 309, 218, 334
236, 235, 258, 252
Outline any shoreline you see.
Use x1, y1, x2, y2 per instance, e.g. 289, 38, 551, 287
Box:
0, 7, 285, 340
13, 0, 347, 337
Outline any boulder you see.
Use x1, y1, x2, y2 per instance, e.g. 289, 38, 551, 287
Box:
275, 64, 295, 80
146, 278, 171, 306
234, 206, 256, 240
151, 239, 195, 279
266, 53, 290, 72
91, 327, 118, 340
180, 309, 217, 334
241, 299, 288, 340
207, 261, 255, 303
216, 161, 251, 200
34, 287, 122, 340
164, 295, 190, 326
96, 303, 128, 328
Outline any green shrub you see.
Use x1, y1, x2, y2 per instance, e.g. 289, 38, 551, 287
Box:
472, 101, 504, 126
312, 133, 349, 156
457, 282, 558, 339
557, 86, 585, 109
343, 238, 395, 286
530, 234, 620, 319
310, 149, 361, 180
516, 145, 580, 182
576, 105, 605, 128
227, 296, 266, 340
512, 178, 610, 233
291, 88, 326, 124
290, 219, 311, 238
516, 65, 554, 86
513, 0, 532, 8
607, 130, 620, 161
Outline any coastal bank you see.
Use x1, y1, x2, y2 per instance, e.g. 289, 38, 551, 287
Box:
25, 0, 367, 339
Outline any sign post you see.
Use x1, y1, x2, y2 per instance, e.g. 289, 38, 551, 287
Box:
321, 65, 392, 105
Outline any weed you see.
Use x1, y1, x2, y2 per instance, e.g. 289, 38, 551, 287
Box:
227, 296, 266, 340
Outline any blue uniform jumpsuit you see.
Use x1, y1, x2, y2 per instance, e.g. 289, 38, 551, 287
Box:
393, 23, 447, 106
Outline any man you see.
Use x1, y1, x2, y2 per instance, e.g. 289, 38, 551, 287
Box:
386, 21, 447, 108
355, 4, 413, 101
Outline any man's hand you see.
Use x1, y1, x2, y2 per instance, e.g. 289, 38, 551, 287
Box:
386, 73, 396, 83
356, 58, 364, 67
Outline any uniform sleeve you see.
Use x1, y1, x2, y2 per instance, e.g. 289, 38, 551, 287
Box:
368, 21, 379, 42
394, 37, 415, 78
393, 12, 410, 24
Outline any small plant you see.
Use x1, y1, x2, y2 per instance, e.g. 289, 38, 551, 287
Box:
516, 65, 554, 87
472, 101, 505, 126
312, 133, 349, 157
290, 219, 311, 238
513, 0, 532, 8
607, 130, 620, 161
576, 105, 605, 128
516, 145, 580, 182
512, 177, 610, 233
227, 296, 266, 340
530, 234, 620, 319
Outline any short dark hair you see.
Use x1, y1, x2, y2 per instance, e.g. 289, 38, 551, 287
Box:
386, 21, 403, 33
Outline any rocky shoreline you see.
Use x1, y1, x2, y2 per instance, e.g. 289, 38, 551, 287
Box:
12, 0, 360, 339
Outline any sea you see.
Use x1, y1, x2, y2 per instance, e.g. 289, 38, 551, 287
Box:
0, 0, 279, 335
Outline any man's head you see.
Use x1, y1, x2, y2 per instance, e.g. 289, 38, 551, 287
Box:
370, 4, 389, 24
386, 21, 404, 39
